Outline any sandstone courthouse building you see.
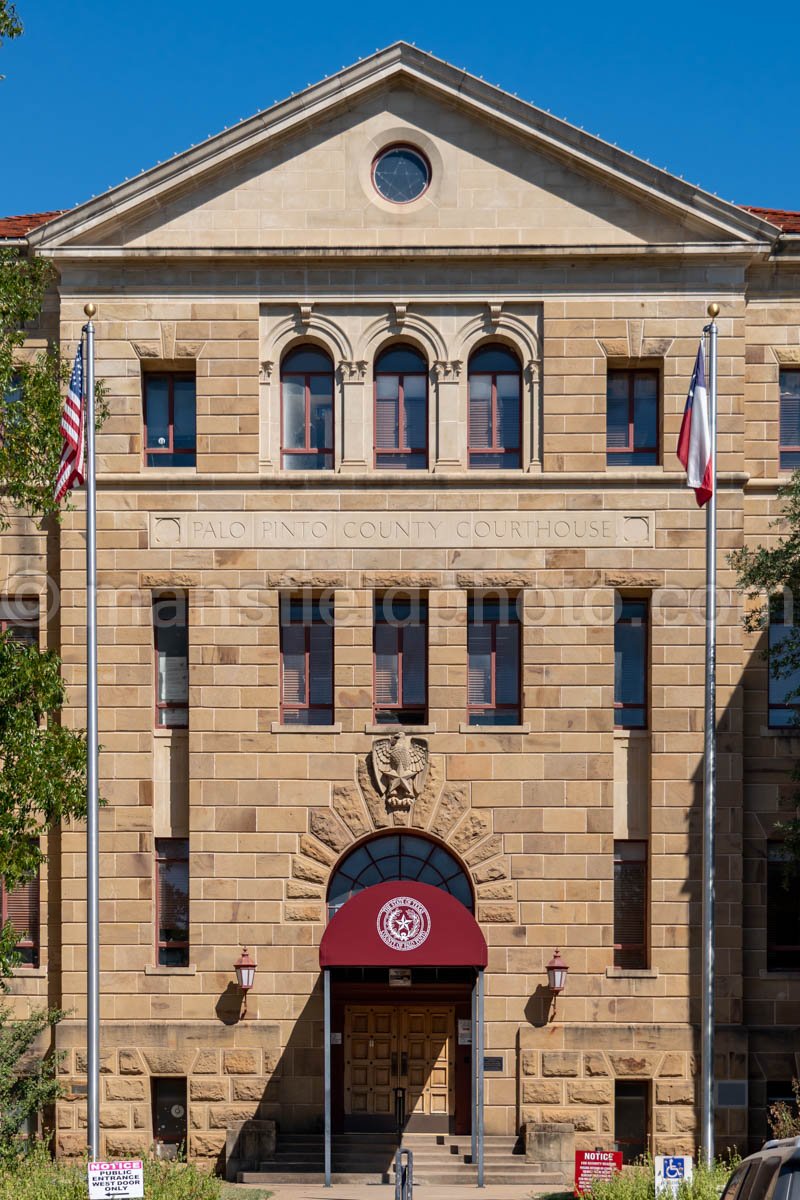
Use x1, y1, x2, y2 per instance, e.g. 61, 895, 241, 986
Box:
2, 43, 800, 1181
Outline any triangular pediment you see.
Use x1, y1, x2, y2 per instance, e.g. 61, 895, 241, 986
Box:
30, 44, 777, 253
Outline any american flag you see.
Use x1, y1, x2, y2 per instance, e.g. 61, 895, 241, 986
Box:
54, 343, 85, 501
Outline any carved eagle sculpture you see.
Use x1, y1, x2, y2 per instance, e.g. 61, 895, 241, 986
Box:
371, 732, 429, 812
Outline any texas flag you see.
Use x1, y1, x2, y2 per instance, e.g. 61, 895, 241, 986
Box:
677, 342, 712, 507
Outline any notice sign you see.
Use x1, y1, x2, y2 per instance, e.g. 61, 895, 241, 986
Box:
88, 1160, 144, 1199
575, 1150, 623, 1194
656, 1156, 693, 1197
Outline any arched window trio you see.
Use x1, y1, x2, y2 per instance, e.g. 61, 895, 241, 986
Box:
279, 341, 524, 471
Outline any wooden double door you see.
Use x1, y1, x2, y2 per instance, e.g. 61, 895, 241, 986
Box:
344, 1004, 455, 1132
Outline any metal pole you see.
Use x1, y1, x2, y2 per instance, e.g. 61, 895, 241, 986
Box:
324, 969, 331, 1187
84, 306, 100, 1160
471, 977, 477, 1165
701, 305, 719, 1166
477, 968, 485, 1188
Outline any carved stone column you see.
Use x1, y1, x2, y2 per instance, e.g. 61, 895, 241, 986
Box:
259, 359, 275, 469
338, 360, 369, 471
432, 359, 464, 471
526, 358, 542, 472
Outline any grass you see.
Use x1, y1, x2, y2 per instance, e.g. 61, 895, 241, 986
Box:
0, 1143, 226, 1200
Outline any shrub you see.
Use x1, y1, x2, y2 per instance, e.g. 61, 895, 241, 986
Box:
0, 1145, 223, 1200
0, 1006, 64, 1163
587, 1153, 740, 1200
768, 1079, 800, 1139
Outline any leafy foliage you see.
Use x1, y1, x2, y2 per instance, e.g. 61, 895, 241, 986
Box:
0, 1007, 64, 1163
587, 1154, 740, 1200
0, 2, 22, 59
0, 1143, 225, 1197
768, 1078, 800, 1139
730, 472, 800, 875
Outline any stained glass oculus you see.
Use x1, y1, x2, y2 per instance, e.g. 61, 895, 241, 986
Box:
373, 146, 430, 204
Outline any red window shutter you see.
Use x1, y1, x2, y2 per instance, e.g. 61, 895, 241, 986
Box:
375, 623, 399, 706
467, 624, 492, 706
5, 876, 38, 944
469, 379, 492, 450
157, 844, 189, 937
309, 623, 333, 707
614, 856, 647, 969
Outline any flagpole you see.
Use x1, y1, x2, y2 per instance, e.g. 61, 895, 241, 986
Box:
84, 302, 100, 1160
701, 301, 719, 1166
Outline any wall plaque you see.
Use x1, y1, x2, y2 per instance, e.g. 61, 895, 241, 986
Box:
483, 1055, 504, 1072
150, 510, 654, 551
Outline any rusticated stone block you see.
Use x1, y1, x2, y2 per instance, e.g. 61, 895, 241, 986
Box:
478, 903, 516, 922
523, 1080, 562, 1104
190, 1078, 227, 1101
105, 1078, 146, 1101
190, 1131, 226, 1158
193, 1050, 219, 1074
524, 1121, 574, 1181
673, 1108, 697, 1133
610, 1053, 658, 1077
478, 882, 514, 900
119, 1049, 145, 1075
472, 858, 509, 884
287, 880, 323, 899
232, 1077, 268, 1101
264, 1050, 279, 1073
99, 1106, 128, 1129
409, 755, 443, 829
548, 1108, 596, 1131
209, 1105, 259, 1128
601, 1111, 612, 1132
568, 1081, 613, 1105
309, 808, 351, 853
284, 902, 322, 921
77, 1051, 113, 1074
332, 785, 371, 838
430, 787, 468, 838
106, 1134, 151, 1157
656, 1082, 695, 1105
466, 835, 502, 866
190, 1107, 205, 1130
542, 1052, 580, 1077
292, 857, 327, 885
521, 1051, 538, 1076
450, 813, 491, 855
143, 1050, 191, 1074
585, 1053, 609, 1076
659, 1053, 685, 1077
655, 1109, 671, 1133
298, 834, 334, 866
357, 757, 391, 829
224, 1050, 259, 1075
57, 1132, 86, 1157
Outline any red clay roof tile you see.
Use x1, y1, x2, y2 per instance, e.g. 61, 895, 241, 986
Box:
742, 206, 800, 233
0, 211, 64, 238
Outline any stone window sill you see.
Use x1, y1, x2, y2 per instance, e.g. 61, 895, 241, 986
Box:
760, 726, 800, 739
758, 969, 800, 979
459, 723, 530, 735
11, 966, 47, 979
364, 724, 437, 735
271, 723, 342, 734
613, 728, 651, 740
144, 964, 197, 976
606, 967, 658, 979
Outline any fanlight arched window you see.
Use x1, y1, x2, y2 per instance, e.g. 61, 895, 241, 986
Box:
468, 344, 522, 469
374, 344, 428, 469
281, 345, 334, 470
327, 833, 473, 919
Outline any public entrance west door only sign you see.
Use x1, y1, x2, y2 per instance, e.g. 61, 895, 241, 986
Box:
87, 1160, 145, 1199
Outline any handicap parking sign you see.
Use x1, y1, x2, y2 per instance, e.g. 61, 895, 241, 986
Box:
656, 1156, 693, 1196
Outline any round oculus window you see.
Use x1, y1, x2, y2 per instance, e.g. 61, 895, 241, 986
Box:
372, 146, 430, 204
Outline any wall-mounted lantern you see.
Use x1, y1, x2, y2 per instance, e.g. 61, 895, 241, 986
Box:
546, 948, 569, 1019
234, 946, 257, 1018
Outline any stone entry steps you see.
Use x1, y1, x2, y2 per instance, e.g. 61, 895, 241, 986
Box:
238, 1131, 565, 1186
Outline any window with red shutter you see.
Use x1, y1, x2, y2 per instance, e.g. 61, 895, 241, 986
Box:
606, 369, 659, 466
780, 369, 800, 470
0, 597, 39, 646
153, 596, 188, 728
467, 596, 521, 725
614, 597, 648, 729
155, 839, 189, 967
374, 345, 428, 469
1, 870, 40, 967
280, 345, 334, 471
613, 840, 647, 969
468, 345, 521, 468
143, 373, 196, 467
373, 595, 427, 724
280, 596, 335, 725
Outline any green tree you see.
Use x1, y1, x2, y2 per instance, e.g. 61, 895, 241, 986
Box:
0, 1006, 64, 1161
768, 1079, 800, 1139
0, 1, 22, 78
730, 475, 800, 873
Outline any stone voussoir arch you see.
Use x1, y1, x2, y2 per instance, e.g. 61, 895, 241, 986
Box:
358, 310, 448, 367
284, 752, 517, 926
265, 309, 353, 367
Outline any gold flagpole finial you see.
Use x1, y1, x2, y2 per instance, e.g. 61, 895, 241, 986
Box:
84, 302, 96, 319
707, 302, 720, 319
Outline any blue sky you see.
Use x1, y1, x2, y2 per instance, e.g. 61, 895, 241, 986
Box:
2, 0, 797, 217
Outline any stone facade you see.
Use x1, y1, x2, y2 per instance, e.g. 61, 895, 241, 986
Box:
2, 43, 798, 1169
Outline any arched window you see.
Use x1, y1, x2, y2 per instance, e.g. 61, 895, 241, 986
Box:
281, 345, 334, 470
374, 344, 428, 469
327, 833, 473, 918
468, 344, 521, 469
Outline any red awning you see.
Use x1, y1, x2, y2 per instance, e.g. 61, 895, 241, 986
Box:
319, 880, 488, 969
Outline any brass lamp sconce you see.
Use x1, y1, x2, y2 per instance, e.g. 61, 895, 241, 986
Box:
234, 946, 257, 1018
